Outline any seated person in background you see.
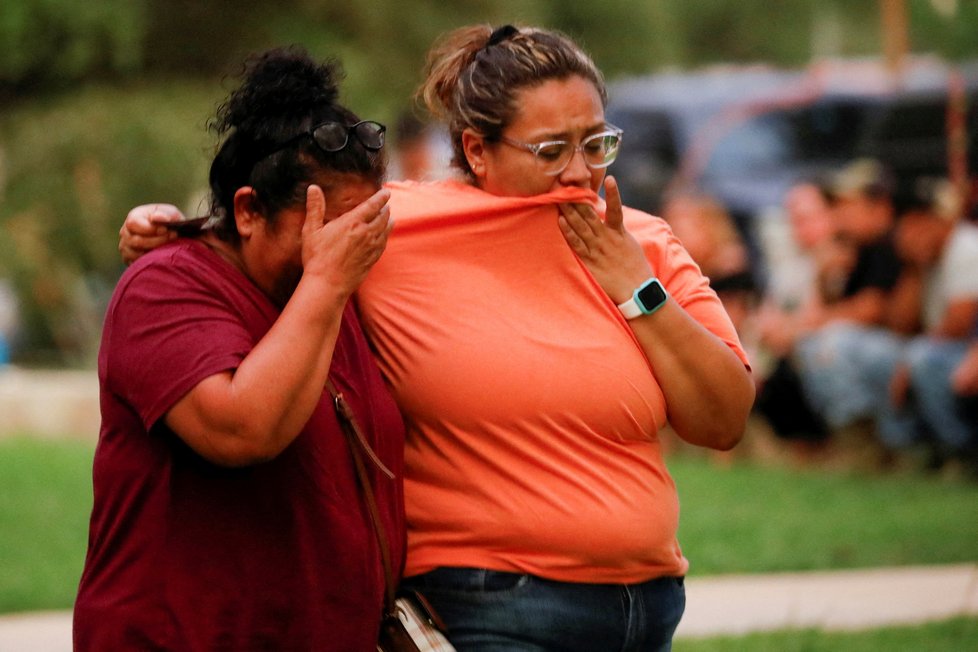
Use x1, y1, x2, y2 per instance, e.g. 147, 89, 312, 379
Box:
753, 181, 841, 447
791, 159, 906, 442
954, 339, 978, 397
884, 179, 978, 469
662, 193, 756, 335
951, 331, 978, 471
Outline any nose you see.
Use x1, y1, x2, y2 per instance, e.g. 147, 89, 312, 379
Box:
557, 147, 592, 187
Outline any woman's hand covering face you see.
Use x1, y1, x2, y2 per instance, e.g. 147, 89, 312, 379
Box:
557, 176, 652, 304
299, 183, 392, 298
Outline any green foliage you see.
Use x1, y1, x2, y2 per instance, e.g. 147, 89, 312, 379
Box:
0, 82, 216, 363
909, 0, 978, 61
0, 0, 146, 93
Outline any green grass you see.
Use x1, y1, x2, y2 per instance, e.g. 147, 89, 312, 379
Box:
669, 457, 978, 575
0, 437, 95, 613
675, 616, 978, 651
1, 437, 977, 615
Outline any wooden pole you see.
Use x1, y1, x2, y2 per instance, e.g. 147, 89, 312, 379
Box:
947, 68, 970, 220
880, 0, 909, 81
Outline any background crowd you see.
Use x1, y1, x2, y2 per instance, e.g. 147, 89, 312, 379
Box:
674, 158, 978, 477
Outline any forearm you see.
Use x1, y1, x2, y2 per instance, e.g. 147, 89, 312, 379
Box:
931, 301, 978, 340
885, 270, 924, 334
820, 289, 887, 326
952, 342, 978, 396
629, 302, 755, 450
230, 280, 348, 442
166, 279, 349, 466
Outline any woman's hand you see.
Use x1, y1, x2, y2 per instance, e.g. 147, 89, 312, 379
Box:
119, 204, 183, 264
557, 176, 651, 303
300, 185, 393, 298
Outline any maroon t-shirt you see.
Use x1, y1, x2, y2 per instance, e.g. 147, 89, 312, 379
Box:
74, 239, 405, 651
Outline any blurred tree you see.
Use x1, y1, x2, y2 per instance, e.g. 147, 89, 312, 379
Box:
909, 0, 978, 61
263, 0, 552, 122
655, 0, 882, 68
0, 83, 215, 365
0, 0, 146, 98
141, 0, 280, 75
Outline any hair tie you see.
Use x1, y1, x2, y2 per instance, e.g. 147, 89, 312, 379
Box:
486, 24, 519, 48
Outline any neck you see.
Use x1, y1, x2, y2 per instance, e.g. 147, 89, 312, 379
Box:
201, 233, 246, 275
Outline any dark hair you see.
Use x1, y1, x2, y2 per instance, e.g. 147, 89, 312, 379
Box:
207, 46, 385, 243
417, 24, 606, 179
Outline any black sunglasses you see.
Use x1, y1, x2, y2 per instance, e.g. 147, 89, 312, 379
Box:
263, 120, 386, 159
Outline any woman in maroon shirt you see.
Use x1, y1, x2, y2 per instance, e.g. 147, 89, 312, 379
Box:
74, 47, 405, 651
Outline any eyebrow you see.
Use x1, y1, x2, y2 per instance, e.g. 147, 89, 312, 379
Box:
532, 123, 610, 142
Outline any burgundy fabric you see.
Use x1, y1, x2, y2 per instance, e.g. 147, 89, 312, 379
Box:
74, 239, 405, 651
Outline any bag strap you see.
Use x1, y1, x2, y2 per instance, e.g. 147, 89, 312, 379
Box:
326, 378, 397, 614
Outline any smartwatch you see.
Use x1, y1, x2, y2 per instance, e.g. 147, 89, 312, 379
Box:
617, 277, 668, 319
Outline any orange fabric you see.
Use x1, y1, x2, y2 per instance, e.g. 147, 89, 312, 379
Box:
357, 180, 748, 583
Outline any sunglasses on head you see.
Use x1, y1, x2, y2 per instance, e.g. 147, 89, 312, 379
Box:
262, 120, 386, 160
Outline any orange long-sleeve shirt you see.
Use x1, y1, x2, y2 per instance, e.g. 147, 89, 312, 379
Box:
357, 180, 748, 583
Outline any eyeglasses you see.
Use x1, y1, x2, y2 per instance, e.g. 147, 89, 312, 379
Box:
497, 125, 623, 176
264, 120, 386, 159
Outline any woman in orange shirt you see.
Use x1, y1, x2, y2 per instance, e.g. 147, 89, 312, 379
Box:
121, 24, 754, 652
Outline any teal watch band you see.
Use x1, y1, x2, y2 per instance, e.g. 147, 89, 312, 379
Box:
617, 277, 668, 319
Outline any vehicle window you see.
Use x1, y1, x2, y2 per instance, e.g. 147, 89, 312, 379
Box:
704, 112, 792, 176
610, 109, 680, 212
865, 97, 949, 173
792, 102, 874, 160
703, 101, 876, 177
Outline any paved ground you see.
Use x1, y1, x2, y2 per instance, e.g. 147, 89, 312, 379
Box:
0, 367, 99, 442
1, 564, 976, 650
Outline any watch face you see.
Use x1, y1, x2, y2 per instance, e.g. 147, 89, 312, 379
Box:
636, 279, 667, 312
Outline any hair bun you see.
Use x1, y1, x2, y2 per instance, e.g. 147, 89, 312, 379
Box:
216, 46, 342, 138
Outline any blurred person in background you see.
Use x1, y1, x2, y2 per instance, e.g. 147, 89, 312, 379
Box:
75, 48, 403, 650
662, 193, 757, 336
954, 339, 978, 396
0, 278, 18, 365
791, 159, 905, 445
120, 24, 754, 651
752, 181, 840, 450
388, 109, 451, 181
882, 179, 978, 472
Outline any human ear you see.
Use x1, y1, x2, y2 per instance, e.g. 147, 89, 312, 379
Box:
232, 187, 261, 238
461, 128, 488, 179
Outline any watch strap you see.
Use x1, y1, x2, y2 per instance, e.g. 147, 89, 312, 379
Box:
617, 277, 668, 319
617, 296, 645, 319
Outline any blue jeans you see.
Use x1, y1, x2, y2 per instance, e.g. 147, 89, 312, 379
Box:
795, 323, 905, 433
904, 337, 978, 452
400, 568, 685, 652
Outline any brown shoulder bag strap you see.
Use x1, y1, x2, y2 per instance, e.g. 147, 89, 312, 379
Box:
326, 378, 397, 614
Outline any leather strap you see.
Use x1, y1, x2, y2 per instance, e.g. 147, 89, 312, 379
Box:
327, 378, 397, 614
